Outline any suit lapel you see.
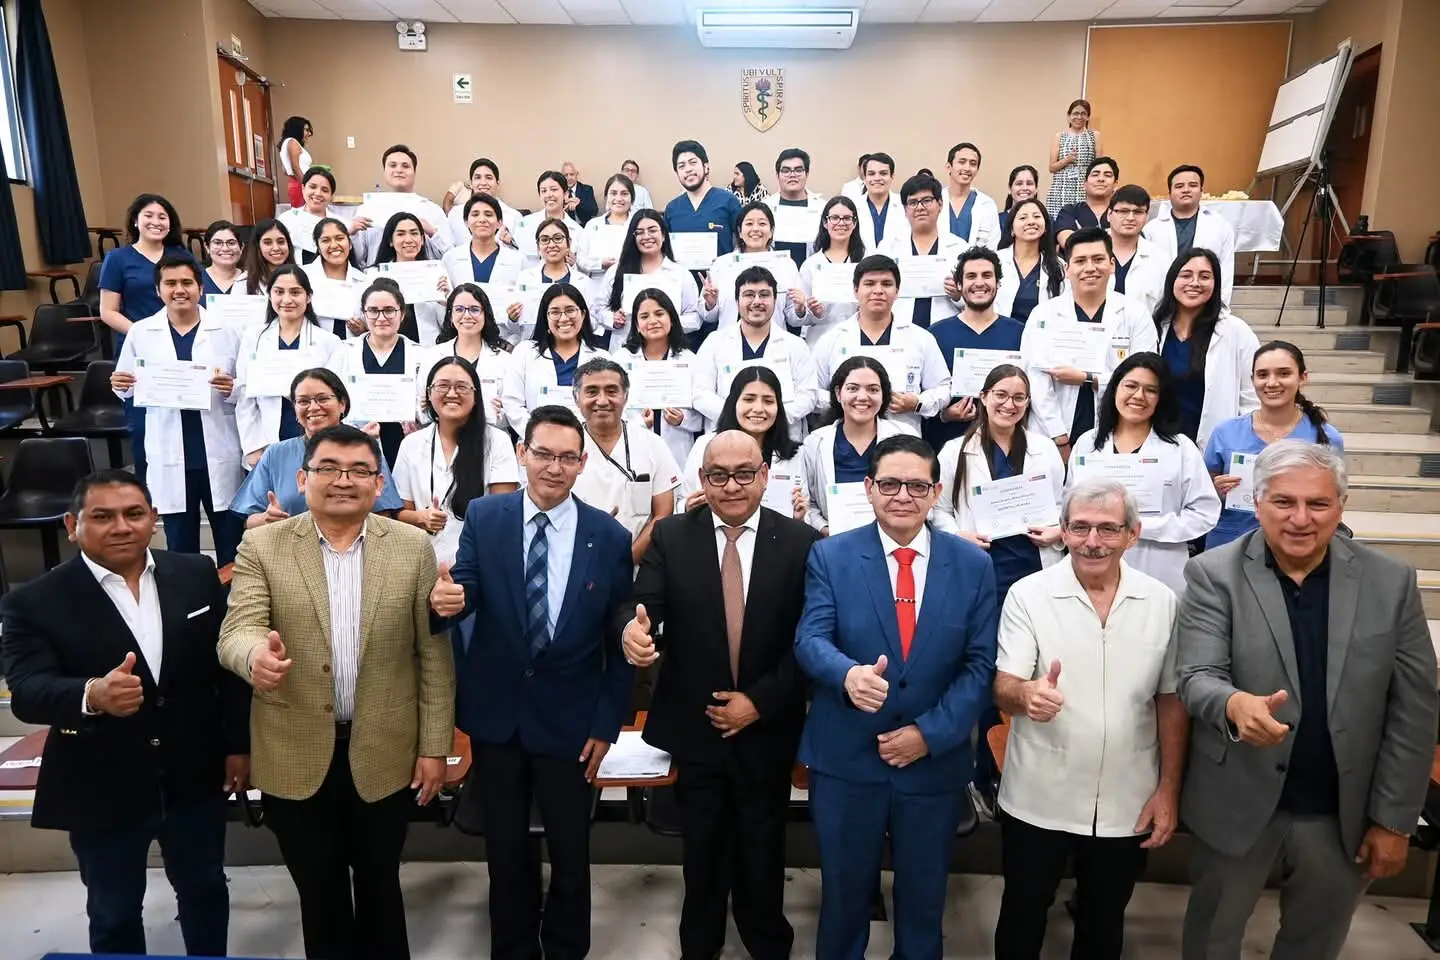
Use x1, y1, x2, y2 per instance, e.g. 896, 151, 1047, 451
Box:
694, 506, 727, 626
858, 525, 904, 666
1325, 538, 1359, 719
1241, 536, 1301, 695
358, 516, 387, 663
151, 554, 190, 694
292, 522, 331, 640
64, 558, 155, 687
904, 529, 952, 674
502, 494, 527, 641
553, 499, 598, 642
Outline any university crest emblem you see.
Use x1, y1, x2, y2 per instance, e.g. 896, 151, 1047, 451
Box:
741, 68, 785, 132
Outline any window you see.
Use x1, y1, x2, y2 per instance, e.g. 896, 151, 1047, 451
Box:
0, 5, 25, 181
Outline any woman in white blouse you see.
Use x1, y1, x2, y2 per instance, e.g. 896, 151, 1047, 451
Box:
278, 167, 339, 260
510, 218, 597, 345
502, 282, 609, 436
439, 193, 526, 296
302, 217, 368, 340
240, 218, 295, 297
615, 288, 702, 467
596, 209, 702, 349
234, 264, 341, 468
579, 173, 636, 277
394, 355, 520, 567
801, 356, 904, 534
425, 283, 512, 426
798, 196, 867, 347
371, 212, 450, 346
700, 201, 802, 332
994, 198, 1066, 324
515, 170, 585, 269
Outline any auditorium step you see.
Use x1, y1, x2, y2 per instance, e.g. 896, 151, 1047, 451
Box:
1230, 284, 1365, 311
1423, 572, 1440, 619
1296, 350, 1386, 375
1341, 433, 1440, 478
1305, 372, 1437, 410
1260, 326, 1398, 355
1239, 304, 1353, 327
1348, 476, 1440, 514
1346, 511, 1440, 569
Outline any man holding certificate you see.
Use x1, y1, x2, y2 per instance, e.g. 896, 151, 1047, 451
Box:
811, 254, 951, 438
619, 430, 820, 960
664, 140, 741, 264
352, 145, 452, 265
877, 172, 968, 330
1021, 228, 1157, 463
795, 434, 997, 960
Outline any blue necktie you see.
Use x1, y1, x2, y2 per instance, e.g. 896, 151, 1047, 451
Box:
526, 513, 551, 654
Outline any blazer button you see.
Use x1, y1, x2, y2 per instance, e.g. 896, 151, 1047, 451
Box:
524, 669, 535, 678
323, 704, 333, 714
321, 664, 331, 674
149, 738, 161, 747
1275, 763, 1287, 773
898, 680, 908, 690
155, 696, 166, 708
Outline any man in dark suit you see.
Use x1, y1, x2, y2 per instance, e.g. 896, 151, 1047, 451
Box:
562, 161, 599, 225
620, 430, 820, 960
0, 470, 249, 956
430, 405, 634, 960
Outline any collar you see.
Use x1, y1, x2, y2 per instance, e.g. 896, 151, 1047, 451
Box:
523, 491, 577, 533
712, 508, 761, 536
1050, 555, 1149, 601
81, 549, 156, 584
314, 521, 366, 553
1263, 542, 1332, 576
877, 524, 929, 560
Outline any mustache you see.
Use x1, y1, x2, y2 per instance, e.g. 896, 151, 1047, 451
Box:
1075, 546, 1114, 559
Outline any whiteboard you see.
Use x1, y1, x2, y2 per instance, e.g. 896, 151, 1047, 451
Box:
1258, 112, 1324, 178
1269, 56, 1340, 126
1256, 39, 1352, 179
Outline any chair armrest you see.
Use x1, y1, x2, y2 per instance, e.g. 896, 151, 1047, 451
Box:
1376, 270, 1439, 280
0, 315, 29, 352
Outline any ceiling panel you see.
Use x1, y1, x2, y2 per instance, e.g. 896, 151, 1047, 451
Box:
1095, 0, 1172, 17
1156, 4, 1232, 13
378, 0, 460, 18
860, 0, 928, 22
975, 0, 1052, 21
497, 0, 573, 21
437, 0, 516, 21
916, 0, 989, 22
618, 0, 687, 23
313, 0, 393, 18
1221, 0, 1298, 13
1036, 0, 1115, 20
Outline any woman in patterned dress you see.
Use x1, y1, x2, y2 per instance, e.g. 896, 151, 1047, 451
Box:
1046, 98, 1101, 211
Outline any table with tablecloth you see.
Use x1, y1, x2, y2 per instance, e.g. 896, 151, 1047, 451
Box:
1148, 199, 1285, 253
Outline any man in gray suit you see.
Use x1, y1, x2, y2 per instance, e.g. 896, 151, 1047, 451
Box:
1175, 440, 1436, 960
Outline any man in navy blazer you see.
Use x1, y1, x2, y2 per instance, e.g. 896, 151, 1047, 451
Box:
795, 434, 998, 960
430, 405, 634, 960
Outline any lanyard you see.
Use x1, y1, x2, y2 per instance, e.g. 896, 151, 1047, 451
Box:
586, 422, 649, 484
430, 429, 457, 512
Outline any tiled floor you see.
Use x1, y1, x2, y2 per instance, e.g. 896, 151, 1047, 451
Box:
0, 862, 1435, 959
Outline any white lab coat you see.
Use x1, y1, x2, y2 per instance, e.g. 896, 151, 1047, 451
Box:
571, 422, 682, 541
353, 193, 452, 265
1157, 310, 1261, 451
440, 242, 526, 293
877, 231, 968, 325
942, 190, 1002, 249
616, 345, 703, 467
700, 251, 802, 332
327, 334, 427, 425
995, 245, 1067, 319
579, 214, 634, 276
508, 267, 600, 346
594, 259, 702, 346
1069, 428, 1220, 596
233, 320, 340, 458
797, 251, 859, 347
1021, 292, 1159, 440
855, 192, 908, 253
278, 207, 339, 256
421, 341, 513, 425
931, 428, 1066, 569
501, 340, 610, 436
446, 198, 524, 248
302, 260, 370, 340
691, 321, 822, 438
514, 211, 586, 270
1108, 236, 1168, 318
113, 308, 244, 515
811, 315, 952, 437
839, 178, 864, 201
1142, 205, 1236, 306
800, 419, 904, 531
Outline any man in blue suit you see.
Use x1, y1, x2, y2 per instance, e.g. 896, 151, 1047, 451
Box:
795, 433, 998, 960
430, 404, 634, 960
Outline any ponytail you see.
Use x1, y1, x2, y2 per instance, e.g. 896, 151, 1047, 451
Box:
1297, 391, 1331, 445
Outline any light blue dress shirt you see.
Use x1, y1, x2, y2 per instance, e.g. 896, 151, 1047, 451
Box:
229, 435, 404, 519
522, 492, 578, 639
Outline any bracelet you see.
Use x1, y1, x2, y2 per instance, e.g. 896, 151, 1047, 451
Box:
81, 678, 99, 716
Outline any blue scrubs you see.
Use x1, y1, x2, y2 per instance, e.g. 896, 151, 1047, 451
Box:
858, 324, 892, 347
1053, 201, 1108, 238
923, 315, 1025, 451
231, 434, 404, 519
663, 187, 742, 257
551, 348, 581, 386
1162, 330, 1205, 441
1203, 414, 1345, 549
1010, 262, 1041, 324
1068, 302, 1104, 441
867, 197, 891, 245
948, 191, 976, 242
1113, 253, 1134, 294
470, 248, 499, 283
740, 335, 770, 362
832, 428, 873, 483
1174, 214, 1198, 255
910, 238, 938, 329
363, 338, 409, 468
276, 336, 304, 441
201, 270, 234, 298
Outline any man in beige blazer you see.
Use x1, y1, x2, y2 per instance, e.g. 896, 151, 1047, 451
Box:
219, 423, 454, 960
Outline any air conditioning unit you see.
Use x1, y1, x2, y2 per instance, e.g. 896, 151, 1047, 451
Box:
695, 8, 859, 49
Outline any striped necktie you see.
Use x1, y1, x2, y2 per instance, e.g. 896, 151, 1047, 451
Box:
526, 513, 551, 654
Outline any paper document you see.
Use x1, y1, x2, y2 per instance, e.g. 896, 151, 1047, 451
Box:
835, 344, 916, 395
375, 260, 447, 304
812, 261, 858, 303
588, 224, 627, 266
762, 462, 804, 515
969, 472, 1060, 540
134, 359, 212, 410
359, 191, 428, 224
1071, 454, 1165, 516
205, 294, 267, 327
772, 205, 821, 245
622, 271, 686, 315
310, 278, 362, 320
669, 232, 719, 270
1031, 319, 1109, 372
720, 356, 794, 403
626, 359, 694, 410
246, 351, 315, 399
346, 373, 418, 423
897, 255, 949, 299
1226, 452, 1257, 513
595, 731, 672, 780
951, 348, 1023, 398
825, 482, 874, 534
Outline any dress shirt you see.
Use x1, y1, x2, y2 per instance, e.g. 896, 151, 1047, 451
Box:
522, 492, 578, 639
711, 508, 761, 603
81, 551, 162, 714
316, 525, 366, 722
876, 524, 930, 621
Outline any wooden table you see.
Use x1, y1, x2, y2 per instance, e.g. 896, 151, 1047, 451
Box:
0, 728, 47, 791
594, 710, 677, 789
0, 374, 73, 391
88, 226, 122, 256
26, 270, 80, 304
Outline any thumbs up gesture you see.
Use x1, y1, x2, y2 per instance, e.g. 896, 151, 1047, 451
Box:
87, 651, 145, 716
262, 490, 290, 525
1021, 658, 1065, 722
844, 654, 890, 713
429, 562, 466, 617
421, 497, 448, 534
622, 603, 657, 666
1225, 688, 1292, 747
249, 630, 293, 692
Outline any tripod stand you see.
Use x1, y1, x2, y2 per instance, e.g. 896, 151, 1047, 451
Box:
1277, 153, 1348, 329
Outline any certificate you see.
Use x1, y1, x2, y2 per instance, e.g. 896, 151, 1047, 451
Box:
134, 359, 212, 410
969, 472, 1060, 539
245, 351, 314, 398
773, 205, 821, 245
1031, 318, 1109, 372
812, 261, 858, 303
477, 375, 503, 414
346, 373, 418, 423
359, 191, 426, 224
536, 382, 580, 412
1071, 453, 1165, 516
375, 260, 447, 304
205, 294, 267, 327
951, 348, 1023, 397
825, 481, 874, 534
477, 282, 520, 316
835, 343, 916, 395
627, 359, 693, 410
762, 462, 803, 515
897, 255, 949, 299
1226, 451, 1257, 513
588, 223, 626, 266
310, 278, 362, 319
622, 270, 686, 315
732, 251, 789, 268
721, 355, 794, 401
669, 231, 719, 269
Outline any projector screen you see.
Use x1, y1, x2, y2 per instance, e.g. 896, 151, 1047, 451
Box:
1256, 39, 1352, 180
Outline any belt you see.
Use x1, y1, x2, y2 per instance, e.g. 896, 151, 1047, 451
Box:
335, 721, 353, 741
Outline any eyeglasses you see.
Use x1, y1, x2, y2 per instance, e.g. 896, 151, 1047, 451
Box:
364, 307, 401, 320
1064, 522, 1128, 539
633, 226, 663, 239
452, 305, 485, 318
303, 465, 378, 480
209, 239, 240, 249
538, 234, 567, 246
778, 166, 806, 176
1117, 380, 1159, 397
873, 478, 935, 498
987, 390, 1029, 407
430, 381, 474, 396
702, 468, 761, 487
1110, 206, 1147, 218
826, 215, 856, 226
905, 197, 938, 209
293, 394, 337, 408
738, 290, 774, 302
547, 306, 582, 321
527, 449, 583, 466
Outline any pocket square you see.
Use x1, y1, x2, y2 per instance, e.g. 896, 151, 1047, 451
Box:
186, 605, 211, 619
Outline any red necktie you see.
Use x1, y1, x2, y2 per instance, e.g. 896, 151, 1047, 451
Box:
894, 547, 917, 660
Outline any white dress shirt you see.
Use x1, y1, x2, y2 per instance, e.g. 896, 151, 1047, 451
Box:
316, 525, 366, 722
81, 551, 162, 711
996, 557, 1179, 836
522, 492, 578, 639
570, 422, 681, 541
712, 507, 760, 603
876, 523, 929, 621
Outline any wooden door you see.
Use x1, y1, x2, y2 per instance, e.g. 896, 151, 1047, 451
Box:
1326, 45, 1378, 231
218, 52, 276, 225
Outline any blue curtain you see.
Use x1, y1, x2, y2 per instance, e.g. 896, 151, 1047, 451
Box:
0, 175, 23, 290
15, 0, 88, 265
